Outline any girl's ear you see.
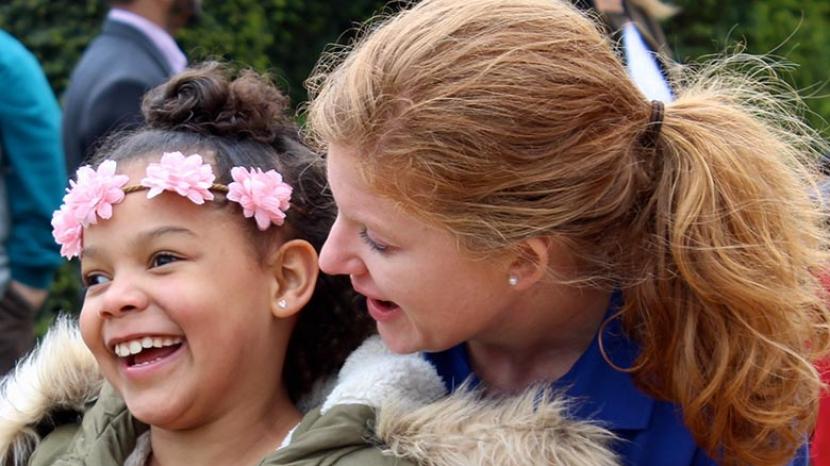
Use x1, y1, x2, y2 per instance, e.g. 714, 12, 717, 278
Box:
505, 236, 553, 290
268, 239, 319, 318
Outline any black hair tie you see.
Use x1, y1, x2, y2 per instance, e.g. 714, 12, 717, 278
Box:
641, 100, 665, 148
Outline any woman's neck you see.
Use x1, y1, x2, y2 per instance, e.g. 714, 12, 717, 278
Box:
147, 391, 301, 466
468, 286, 611, 394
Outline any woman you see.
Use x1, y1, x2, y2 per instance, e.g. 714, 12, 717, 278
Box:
306, 0, 830, 464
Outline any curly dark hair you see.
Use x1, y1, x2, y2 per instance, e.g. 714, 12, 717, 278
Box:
91, 62, 373, 402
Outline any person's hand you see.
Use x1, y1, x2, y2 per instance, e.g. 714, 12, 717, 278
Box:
8, 280, 48, 310
594, 0, 624, 14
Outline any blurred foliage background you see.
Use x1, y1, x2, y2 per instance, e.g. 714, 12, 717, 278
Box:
667, 0, 830, 133
0, 0, 827, 332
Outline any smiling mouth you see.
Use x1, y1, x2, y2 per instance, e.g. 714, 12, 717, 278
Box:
113, 336, 183, 367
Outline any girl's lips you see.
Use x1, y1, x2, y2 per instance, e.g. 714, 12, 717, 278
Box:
131, 343, 181, 365
121, 341, 186, 379
366, 297, 402, 322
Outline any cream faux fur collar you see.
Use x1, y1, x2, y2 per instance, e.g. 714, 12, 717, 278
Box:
0, 323, 620, 466
0, 317, 100, 465
376, 386, 620, 466
325, 336, 620, 466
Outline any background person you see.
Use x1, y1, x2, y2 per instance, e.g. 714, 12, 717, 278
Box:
573, 0, 677, 100
61, 0, 200, 173
0, 29, 66, 376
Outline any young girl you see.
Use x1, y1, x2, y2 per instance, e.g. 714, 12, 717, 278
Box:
0, 62, 379, 466
0, 63, 620, 466
305, 0, 830, 465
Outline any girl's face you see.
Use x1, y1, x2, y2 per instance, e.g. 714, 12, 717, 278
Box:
79, 161, 292, 430
319, 144, 518, 354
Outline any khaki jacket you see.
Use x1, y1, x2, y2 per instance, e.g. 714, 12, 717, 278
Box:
0, 319, 619, 466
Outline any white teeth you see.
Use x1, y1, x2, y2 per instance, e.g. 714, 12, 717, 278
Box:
113, 336, 182, 358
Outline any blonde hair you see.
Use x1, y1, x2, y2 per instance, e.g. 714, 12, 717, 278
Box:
306, 0, 830, 464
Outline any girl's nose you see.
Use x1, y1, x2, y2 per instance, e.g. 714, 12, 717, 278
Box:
97, 276, 150, 318
319, 215, 368, 277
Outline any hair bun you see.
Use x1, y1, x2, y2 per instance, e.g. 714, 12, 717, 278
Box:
142, 62, 292, 145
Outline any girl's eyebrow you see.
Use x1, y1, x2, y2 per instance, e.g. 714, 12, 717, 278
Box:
81, 226, 197, 261
138, 226, 198, 241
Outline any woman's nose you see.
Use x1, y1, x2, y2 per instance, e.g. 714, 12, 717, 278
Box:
319, 215, 367, 277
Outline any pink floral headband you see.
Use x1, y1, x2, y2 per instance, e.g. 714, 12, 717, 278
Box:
52, 151, 293, 259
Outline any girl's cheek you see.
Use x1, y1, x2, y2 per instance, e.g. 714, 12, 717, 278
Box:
78, 305, 103, 355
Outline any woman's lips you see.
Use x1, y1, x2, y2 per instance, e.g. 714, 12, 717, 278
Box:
366, 297, 402, 322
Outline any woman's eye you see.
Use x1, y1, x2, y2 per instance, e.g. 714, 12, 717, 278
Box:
151, 253, 180, 268
82, 273, 111, 287
359, 228, 389, 253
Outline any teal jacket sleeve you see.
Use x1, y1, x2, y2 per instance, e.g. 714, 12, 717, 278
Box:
0, 30, 67, 289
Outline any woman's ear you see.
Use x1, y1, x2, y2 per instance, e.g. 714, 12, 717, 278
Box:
268, 239, 319, 318
506, 236, 552, 290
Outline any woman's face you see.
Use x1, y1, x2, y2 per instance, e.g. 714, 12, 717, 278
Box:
319, 144, 518, 354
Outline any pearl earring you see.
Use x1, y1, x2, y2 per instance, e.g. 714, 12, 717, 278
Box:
508, 275, 519, 287
278, 299, 288, 309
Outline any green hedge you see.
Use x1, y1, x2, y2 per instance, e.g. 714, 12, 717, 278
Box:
0, 0, 403, 106
2, 0, 826, 126
668, 0, 830, 133
0, 0, 827, 326
3, 0, 827, 114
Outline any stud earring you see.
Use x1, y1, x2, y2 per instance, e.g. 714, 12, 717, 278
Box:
278, 299, 288, 309
508, 275, 519, 287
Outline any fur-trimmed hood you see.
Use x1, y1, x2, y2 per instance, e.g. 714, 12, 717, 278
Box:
0, 317, 100, 464
0, 321, 620, 466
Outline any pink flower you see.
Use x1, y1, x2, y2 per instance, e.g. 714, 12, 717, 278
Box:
51, 159, 128, 258
140, 151, 215, 204
51, 206, 83, 259
63, 160, 130, 226
227, 167, 293, 230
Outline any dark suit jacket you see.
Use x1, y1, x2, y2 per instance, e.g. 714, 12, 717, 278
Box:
61, 18, 176, 173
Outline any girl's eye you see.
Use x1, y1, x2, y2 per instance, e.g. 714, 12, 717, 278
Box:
150, 252, 180, 268
359, 228, 389, 253
82, 273, 111, 288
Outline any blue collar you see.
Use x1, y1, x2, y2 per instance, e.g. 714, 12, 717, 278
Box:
423, 291, 655, 431
553, 296, 654, 431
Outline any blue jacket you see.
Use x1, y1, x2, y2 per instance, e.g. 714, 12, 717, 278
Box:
424, 294, 808, 465
0, 30, 66, 291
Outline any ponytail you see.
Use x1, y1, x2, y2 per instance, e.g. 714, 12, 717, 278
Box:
623, 57, 830, 465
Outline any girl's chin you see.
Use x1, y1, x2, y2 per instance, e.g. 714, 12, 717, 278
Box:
126, 396, 190, 430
